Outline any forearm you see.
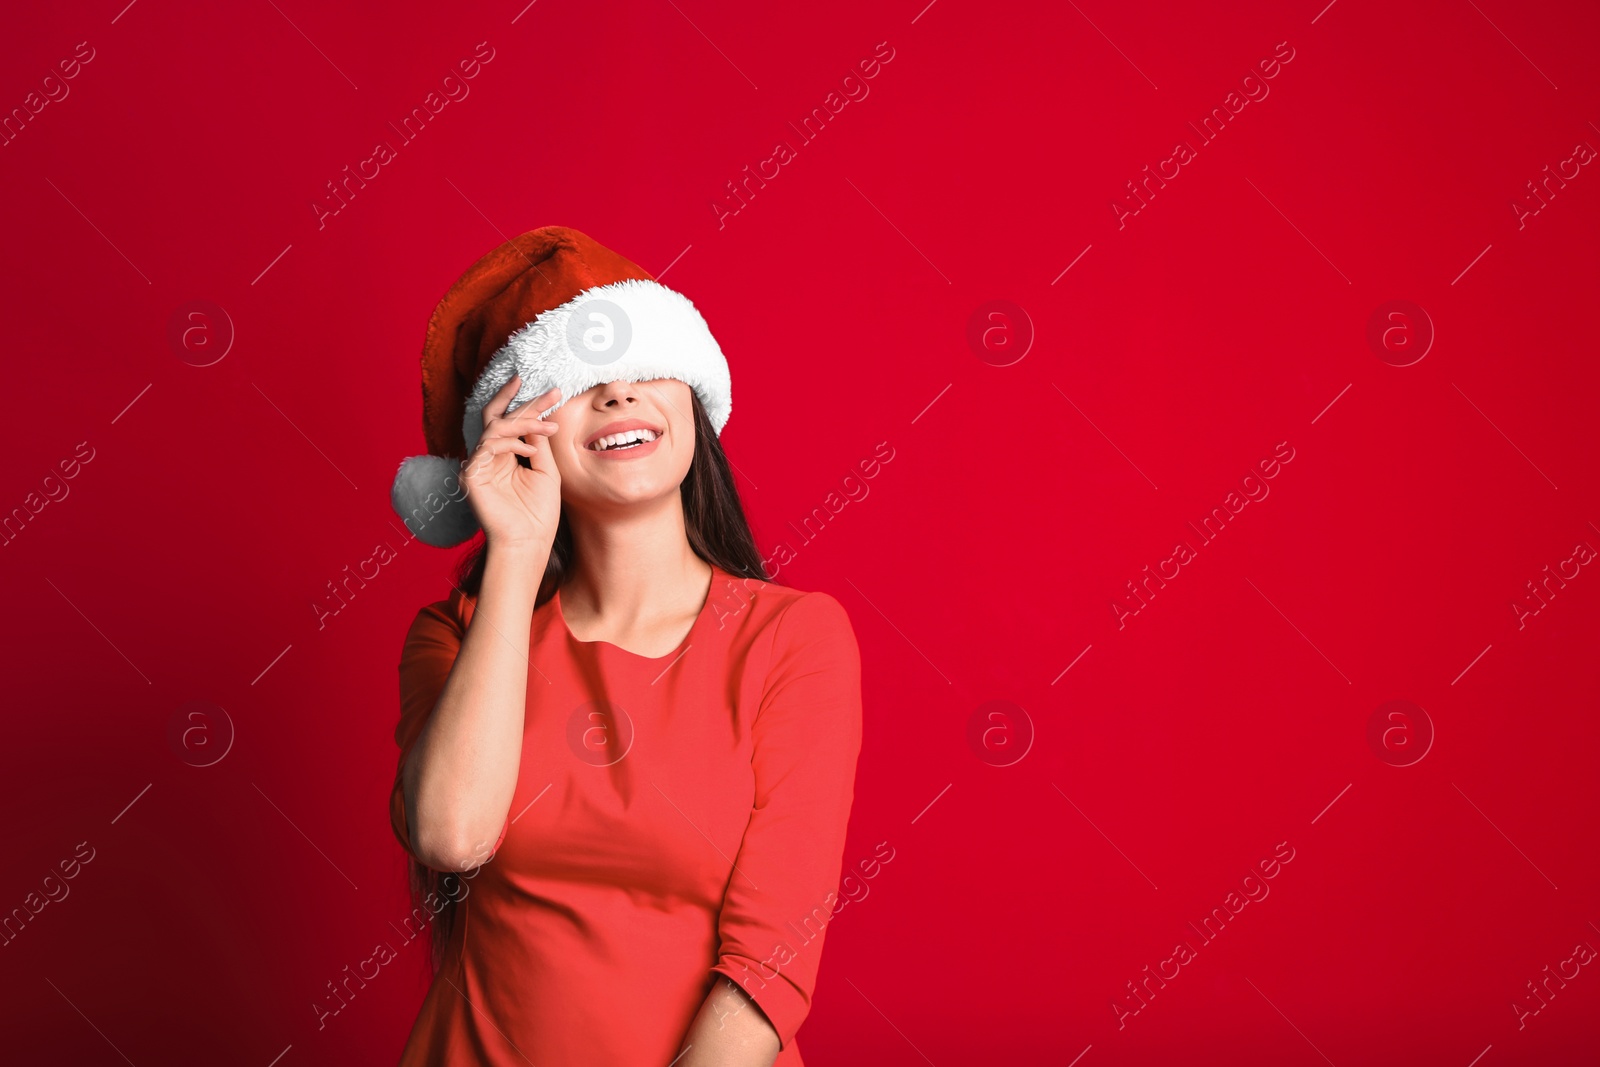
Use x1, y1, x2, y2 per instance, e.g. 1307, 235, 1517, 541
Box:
674, 977, 781, 1067
403, 539, 547, 869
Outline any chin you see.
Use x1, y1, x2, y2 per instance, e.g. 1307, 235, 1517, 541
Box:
581, 470, 690, 509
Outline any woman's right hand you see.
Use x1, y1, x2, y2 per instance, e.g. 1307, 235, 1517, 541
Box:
460, 375, 563, 551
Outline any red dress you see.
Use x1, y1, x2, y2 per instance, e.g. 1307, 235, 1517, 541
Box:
390, 563, 862, 1065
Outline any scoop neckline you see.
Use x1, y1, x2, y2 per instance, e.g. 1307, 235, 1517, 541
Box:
551, 562, 721, 662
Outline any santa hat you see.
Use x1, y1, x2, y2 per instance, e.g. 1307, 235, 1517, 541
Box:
390, 226, 732, 548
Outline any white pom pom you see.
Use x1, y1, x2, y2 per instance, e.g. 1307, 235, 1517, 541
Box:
390, 455, 480, 548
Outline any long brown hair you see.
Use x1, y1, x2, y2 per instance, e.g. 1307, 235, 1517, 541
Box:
407, 388, 770, 975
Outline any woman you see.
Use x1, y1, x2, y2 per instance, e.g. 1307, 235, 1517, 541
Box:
386, 227, 863, 1066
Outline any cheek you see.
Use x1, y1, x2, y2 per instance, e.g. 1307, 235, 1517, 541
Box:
550, 437, 583, 478
548, 417, 584, 454
670, 424, 696, 466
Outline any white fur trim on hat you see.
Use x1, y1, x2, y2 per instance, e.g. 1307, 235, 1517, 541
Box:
388, 277, 733, 549
462, 277, 732, 453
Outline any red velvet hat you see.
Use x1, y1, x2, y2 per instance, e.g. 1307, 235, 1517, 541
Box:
390, 226, 732, 547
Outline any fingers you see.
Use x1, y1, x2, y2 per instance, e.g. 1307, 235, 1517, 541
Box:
504, 391, 561, 424
483, 374, 521, 424
463, 436, 543, 478
483, 376, 562, 429
482, 391, 562, 445
481, 417, 559, 450
480, 437, 542, 459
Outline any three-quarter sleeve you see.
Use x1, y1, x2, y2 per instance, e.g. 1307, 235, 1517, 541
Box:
391, 591, 509, 866
709, 591, 864, 1049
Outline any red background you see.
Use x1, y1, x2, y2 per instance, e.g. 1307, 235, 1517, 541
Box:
3, 1, 1598, 1063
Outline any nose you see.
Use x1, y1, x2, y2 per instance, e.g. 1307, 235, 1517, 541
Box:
595, 379, 641, 408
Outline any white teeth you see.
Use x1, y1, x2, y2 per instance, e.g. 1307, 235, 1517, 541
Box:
591, 428, 660, 451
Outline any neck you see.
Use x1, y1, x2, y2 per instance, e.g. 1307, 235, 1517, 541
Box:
562, 493, 711, 621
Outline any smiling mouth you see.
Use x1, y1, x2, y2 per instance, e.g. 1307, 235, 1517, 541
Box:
587, 428, 662, 452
